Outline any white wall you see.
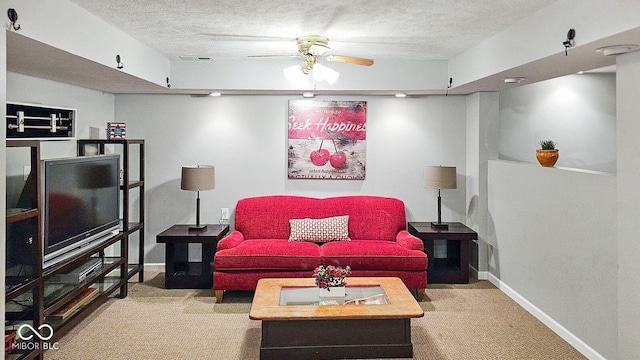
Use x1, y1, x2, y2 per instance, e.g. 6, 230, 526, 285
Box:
6, 72, 115, 152
115, 94, 469, 263
2, 0, 170, 87
171, 59, 448, 92
449, 0, 640, 87
466, 93, 499, 273
615, 49, 640, 360
5, 72, 116, 206
488, 160, 617, 359
499, 73, 616, 173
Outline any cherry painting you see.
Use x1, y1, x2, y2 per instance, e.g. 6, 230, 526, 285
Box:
288, 100, 366, 180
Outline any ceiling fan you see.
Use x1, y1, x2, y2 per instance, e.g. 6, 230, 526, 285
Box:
251, 35, 374, 75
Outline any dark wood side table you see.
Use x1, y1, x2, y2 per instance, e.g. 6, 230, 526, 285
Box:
407, 222, 478, 284
156, 224, 229, 289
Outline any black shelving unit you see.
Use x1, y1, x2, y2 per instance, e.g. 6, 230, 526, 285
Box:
77, 139, 145, 289
5, 140, 43, 360
5, 140, 130, 360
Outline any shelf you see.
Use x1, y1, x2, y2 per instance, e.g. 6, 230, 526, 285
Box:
5, 277, 38, 300
121, 180, 143, 190
42, 233, 125, 279
77, 139, 144, 145
6, 208, 39, 224
6, 137, 144, 360
43, 257, 124, 314
6, 139, 41, 148
5, 139, 42, 360
431, 258, 462, 272
173, 262, 203, 276
77, 139, 145, 287
127, 264, 143, 280
126, 222, 143, 233
47, 277, 124, 338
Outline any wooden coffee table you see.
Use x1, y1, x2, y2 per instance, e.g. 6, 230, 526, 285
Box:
249, 277, 424, 360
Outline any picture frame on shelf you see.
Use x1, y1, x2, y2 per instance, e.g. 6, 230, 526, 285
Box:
106, 122, 126, 139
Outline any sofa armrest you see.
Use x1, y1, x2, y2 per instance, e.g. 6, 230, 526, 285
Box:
216, 230, 245, 251
396, 230, 424, 251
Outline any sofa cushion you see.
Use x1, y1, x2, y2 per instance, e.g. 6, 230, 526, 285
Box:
234, 196, 406, 241
215, 239, 321, 271
289, 215, 351, 242
320, 240, 427, 271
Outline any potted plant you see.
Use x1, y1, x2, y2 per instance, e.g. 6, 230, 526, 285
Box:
536, 140, 559, 167
313, 265, 351, 299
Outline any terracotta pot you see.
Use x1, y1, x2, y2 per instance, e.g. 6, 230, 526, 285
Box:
536, 149, 559, 167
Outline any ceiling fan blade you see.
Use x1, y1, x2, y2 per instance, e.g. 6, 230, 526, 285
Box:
325, 55, 374, 66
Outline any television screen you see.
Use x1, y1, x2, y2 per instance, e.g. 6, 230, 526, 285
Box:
42, 155, 120, 265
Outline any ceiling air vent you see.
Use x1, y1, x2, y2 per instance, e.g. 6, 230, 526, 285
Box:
179, 56, 214, 61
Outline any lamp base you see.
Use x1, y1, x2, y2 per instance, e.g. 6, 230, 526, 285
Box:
430, 222, 449, 230
188, 224, 208, 232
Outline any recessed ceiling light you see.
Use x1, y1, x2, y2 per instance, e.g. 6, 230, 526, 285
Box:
595, 44, 639, 56
395, 93, 407, 98
302, 92, 315, 98
504, 77, 526, 84
208, 92, 221, 97
577, 71, 584, 74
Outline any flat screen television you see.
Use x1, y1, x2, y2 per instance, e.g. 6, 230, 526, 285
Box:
42, 155, 120, 267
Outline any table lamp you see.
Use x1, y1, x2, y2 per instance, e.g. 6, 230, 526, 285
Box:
181, 165, 215, 231
424, 166, 457, 230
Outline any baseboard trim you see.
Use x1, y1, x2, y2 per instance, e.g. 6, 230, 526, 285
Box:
469, 265, 489, 280
487, 273, 606, 360
476, 270, 489, 280
144, 263, 165, 273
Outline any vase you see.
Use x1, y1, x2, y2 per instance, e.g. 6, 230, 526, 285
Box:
319, 286, 346, 300
536, 149, 559, 167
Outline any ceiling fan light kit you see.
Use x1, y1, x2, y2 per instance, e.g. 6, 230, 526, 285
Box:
265, 35, 373, 84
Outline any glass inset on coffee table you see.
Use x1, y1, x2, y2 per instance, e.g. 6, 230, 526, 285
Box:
280, 285, 389, 306
250, 277, 423, 360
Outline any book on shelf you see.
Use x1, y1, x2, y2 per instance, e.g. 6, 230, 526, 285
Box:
49, 287, 99, 321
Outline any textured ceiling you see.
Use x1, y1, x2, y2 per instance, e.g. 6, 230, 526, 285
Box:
68, 0, 559, 61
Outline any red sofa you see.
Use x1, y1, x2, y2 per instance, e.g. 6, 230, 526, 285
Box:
213, 195, 427, 302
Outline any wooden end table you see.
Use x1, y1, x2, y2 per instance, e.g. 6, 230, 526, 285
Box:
408, 222, 478, 284
156, 224, 229, 289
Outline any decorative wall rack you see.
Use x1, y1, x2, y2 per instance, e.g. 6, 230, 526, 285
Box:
6, 102, 76, 140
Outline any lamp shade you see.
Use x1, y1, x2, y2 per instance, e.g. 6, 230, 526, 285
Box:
181, 165, 215, 191
424, 166, 457, 189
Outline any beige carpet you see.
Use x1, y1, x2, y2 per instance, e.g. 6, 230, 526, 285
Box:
46, 273, 586, 360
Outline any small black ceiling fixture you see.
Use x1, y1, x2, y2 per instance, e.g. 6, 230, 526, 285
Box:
116, 55, 124, 69
563, 28, 576, 56
7, 8, 20, 31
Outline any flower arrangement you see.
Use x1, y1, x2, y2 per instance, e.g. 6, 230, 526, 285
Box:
312, 265, 351, 290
